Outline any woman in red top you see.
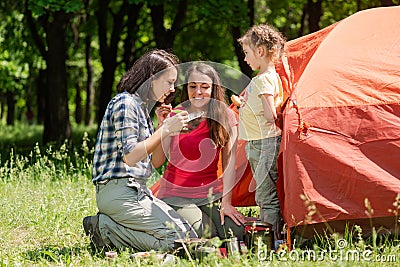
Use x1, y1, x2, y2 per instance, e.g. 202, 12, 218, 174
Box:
153, 62, 245, 241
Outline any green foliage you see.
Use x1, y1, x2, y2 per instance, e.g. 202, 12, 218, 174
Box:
198, 0, 249, 26
28, 0, 84, 16
260, 0, 308, 39
0, 8, 32, 94
0, 53, 29, 93
175, 20, 235, 62
321, 0, 381, 26
173, 0, 247, 62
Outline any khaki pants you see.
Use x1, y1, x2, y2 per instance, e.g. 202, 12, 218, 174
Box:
163, 197, 245, 241
96, 178, 197, 252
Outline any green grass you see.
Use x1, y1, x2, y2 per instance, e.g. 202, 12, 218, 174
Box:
0, 123, 399, 266
0, 122, 98, 164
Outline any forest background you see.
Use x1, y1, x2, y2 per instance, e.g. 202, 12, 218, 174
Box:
0, 0, 398, 150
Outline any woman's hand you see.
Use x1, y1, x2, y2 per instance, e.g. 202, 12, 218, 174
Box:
162, 111, 188, 136
220, 202, 246, 226
155, 104, 172, 127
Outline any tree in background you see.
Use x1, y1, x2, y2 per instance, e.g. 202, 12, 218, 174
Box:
1, 0, 398, 145
0, 1, 33, 125
24, 0, 84, 143
95, 0, 143, 126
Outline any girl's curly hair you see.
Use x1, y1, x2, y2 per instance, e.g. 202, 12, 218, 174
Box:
238, 23, 286, 63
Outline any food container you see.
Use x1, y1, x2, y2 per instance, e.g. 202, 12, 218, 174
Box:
244, 220, 274, 252
225, 237, 240, 256
173, 238, 211, 259
194, 246, 217, 262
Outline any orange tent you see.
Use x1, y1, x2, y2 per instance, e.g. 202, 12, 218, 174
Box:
276, 6, 400, 234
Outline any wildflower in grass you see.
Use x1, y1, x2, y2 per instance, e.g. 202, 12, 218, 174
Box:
388, 194, 400, 217
388, 194, 400, 240
364, 198, 374, 218
81, 132, 91, 155
353, 225, 365, 249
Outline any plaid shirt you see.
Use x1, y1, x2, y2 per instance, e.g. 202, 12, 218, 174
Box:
92, 92, 154, 183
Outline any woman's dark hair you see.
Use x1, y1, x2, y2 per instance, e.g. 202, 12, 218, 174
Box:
181, 63, 231, 147
117, 49, 179, 96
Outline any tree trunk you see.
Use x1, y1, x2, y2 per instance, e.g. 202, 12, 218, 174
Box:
96, 0, 128, 126
36, 69, 46, 124
26, 70, 35, 124
43, 11, 71, 143
25, 1, 46, 125
84, 32, 95, 126
247, 0, 255, 26
6, 91, 15, 126
123, 2, 143, 70
150, 1, 187, 49
0, 96, 4, 120
75, 81, 82, 124
97, 64, 116, 126
82, 0, 95, 126
356, 0, 361, 11
25, 2, 71, 142
150, 5, 168, 49
298, 4, 307, 37
380, 0, 396, 6
307, 0, 322, 33
232, 0, 254, 78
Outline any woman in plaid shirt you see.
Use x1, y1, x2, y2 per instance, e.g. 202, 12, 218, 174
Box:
83, 49, 197, 252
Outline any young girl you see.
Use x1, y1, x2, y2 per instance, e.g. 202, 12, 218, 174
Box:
153, 62, 246, 241
237, 24, 286, 242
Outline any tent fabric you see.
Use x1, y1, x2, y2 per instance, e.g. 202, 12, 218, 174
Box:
223, 106, 256, 207
276, 6, 400, 228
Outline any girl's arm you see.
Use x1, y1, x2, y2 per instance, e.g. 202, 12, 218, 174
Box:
220, 124, 246, 226
261, 94, 277, 122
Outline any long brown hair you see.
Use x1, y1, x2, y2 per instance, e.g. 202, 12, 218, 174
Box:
180, 63, 231, 147
116, 49, 179, 98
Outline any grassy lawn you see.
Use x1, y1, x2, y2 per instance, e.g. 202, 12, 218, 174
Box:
0, 123, 399, 266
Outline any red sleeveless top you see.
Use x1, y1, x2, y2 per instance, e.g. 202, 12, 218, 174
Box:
157, 108, 236, 199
